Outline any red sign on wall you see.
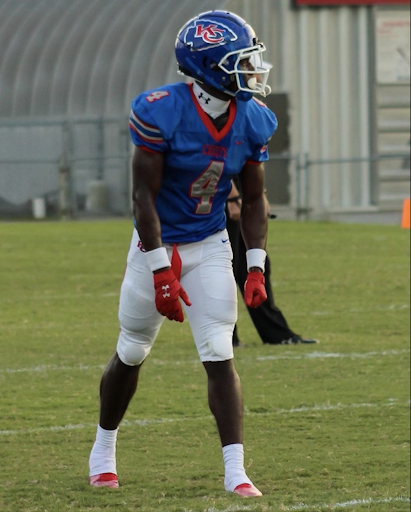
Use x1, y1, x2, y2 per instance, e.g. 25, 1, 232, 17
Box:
295, 0, 410, 5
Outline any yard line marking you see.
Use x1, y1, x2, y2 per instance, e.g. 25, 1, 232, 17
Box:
0, 291, 408, 315
256, 348, 411, 362
181, 496, 411, 512
0, 364, 106, 374
0, 399, 408, 436
284, 496, 410, 511
310, 304, 409, 315
195, 506, 257, 512
0, 349, 409, 374
0, 292, 120, 303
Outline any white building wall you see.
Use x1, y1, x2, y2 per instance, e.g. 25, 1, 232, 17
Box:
226, 0, 410, 218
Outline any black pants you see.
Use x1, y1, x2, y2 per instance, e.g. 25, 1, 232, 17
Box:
226, 214, 296, 344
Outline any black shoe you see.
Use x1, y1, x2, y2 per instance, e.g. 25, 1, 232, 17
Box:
280, 335, 319, 345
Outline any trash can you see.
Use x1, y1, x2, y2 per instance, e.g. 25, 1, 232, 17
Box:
32, 197, 46, 219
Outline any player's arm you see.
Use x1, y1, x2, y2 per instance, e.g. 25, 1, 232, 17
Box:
239, 161, 268, 308
132, 146, 191, 321
239, 161, 268, 255
226, 180, 242, 221
132, 146, 165, 254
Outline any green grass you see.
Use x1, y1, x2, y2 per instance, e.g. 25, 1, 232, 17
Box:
0, 219, 409, 512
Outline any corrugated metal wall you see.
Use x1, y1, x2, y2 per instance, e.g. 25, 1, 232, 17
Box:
0, 0, 226, 118
227, 0, 410, 220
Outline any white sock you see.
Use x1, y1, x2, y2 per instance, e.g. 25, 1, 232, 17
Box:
89, 425, 118, 477
222, 443, 252, 492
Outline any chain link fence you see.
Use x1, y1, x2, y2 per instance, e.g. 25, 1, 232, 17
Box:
0, 119, 409, 221
0, 118, 131, 219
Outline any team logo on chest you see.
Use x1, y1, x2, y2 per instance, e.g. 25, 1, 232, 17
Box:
203, 144, 228, 159
184, 19, 238, 48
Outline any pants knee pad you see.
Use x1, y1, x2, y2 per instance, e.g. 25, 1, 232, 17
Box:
197, 330, 234, 362
117, 329, 152, 366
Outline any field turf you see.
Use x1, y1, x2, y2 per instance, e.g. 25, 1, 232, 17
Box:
0, 219, 409, 512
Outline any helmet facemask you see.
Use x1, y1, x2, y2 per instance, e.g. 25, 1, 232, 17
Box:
218, 44, 272, 99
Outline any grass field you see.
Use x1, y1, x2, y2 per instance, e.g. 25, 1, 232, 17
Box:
0, 219, 409, 512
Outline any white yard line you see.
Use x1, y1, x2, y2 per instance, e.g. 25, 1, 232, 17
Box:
310, 304, 410, 315
0, 363, 107, 374
284, 496, 410, 511
0, 348, 409, 374
186, 496, 411, 512
0, 292, 408, 314
256, 348, 411, 362
0, 399, 408, 436
0, 292, 119, 303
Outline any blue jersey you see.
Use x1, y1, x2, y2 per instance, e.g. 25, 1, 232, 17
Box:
129, 82, 277, 243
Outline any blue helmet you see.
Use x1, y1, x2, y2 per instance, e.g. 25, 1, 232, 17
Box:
175, 10, 271, 102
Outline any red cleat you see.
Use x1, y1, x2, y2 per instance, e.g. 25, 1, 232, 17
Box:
233, 483, 263, 497
90, 473, 119, 488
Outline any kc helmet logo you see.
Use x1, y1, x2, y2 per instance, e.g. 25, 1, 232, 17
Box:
196, 24, 224, 44
184, 19, 238, 47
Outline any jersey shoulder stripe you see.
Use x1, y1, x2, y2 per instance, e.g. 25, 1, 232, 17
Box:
129, 109, 164, 144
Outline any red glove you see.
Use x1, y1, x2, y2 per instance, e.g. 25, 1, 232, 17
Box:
244, 271, 267, 308
153, 268, 191, 322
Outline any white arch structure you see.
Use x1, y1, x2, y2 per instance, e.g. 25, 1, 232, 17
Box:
0, 0, 226, 119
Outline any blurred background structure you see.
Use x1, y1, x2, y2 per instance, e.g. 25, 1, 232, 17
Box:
0, 0, 409, 222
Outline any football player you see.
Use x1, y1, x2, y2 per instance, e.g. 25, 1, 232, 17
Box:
89, 10, 277, 497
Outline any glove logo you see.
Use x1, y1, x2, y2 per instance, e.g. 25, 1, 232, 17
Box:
137, 240, 146, 253
153, 268, 192, 323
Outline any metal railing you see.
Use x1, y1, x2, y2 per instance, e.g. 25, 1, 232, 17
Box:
0, 117, 131, 219
293, 152, 410, 220
0, 143, 409, 220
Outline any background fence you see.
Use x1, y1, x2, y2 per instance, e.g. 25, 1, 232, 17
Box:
0, 118, 131, 219
0, 117, 408, 221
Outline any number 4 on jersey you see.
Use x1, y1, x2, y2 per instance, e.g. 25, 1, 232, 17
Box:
146, 91, 170, 103
190, 161, 224, 214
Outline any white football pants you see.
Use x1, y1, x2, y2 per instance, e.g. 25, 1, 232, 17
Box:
116, 229, 237, 364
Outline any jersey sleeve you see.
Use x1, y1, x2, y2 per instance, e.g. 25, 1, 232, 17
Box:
247, 99, 278, 163
128, 88, 177, 152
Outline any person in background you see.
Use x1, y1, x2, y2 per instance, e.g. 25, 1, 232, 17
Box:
226, 178, 319, 347
88, 10, 277, 497
226, 53, 318, 347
